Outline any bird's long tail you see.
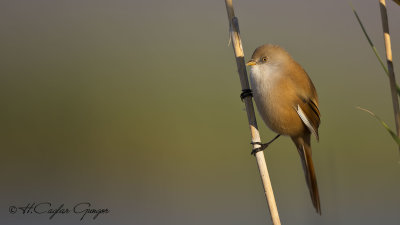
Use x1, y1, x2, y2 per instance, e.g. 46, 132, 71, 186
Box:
293, 135, 321, 214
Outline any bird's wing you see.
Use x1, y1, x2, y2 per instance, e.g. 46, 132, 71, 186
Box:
294, 98, 320, 141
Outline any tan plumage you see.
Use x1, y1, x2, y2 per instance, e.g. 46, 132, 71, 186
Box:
247, 44, 321, 214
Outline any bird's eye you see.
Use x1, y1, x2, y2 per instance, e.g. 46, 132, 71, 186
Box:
261, 57, 268, 62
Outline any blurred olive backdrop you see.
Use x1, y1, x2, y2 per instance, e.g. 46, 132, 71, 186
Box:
1, 0, 400, 224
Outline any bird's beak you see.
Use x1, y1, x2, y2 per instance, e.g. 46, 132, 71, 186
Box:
246, 60, 256, 66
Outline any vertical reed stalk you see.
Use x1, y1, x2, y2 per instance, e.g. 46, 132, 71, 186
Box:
224, 1, 281, 224
379, 0, 400, 151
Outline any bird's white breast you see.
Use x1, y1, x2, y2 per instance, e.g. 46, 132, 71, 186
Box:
249, 64, 282, 131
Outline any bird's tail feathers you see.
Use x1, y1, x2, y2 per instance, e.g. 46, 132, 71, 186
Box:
293, 136, 321, 214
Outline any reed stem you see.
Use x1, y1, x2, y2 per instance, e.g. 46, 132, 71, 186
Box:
379, 0, 400, 151
224, 1, 281, 224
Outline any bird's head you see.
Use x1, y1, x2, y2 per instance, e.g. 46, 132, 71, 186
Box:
246, 44, 292, 68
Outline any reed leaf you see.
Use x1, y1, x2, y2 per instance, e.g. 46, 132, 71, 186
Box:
351, 6, 400, 96
357, 107, 400, 146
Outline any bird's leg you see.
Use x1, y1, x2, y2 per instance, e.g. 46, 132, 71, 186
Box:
250, 134, 281, 155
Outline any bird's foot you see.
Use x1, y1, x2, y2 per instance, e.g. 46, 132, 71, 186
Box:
250, 142, 270, 155
240, 89, 253, 101
250, 134, 281, 156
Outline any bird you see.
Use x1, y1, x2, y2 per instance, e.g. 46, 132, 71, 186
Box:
246, 44, 321, 214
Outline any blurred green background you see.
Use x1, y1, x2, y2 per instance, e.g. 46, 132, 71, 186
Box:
1, 0, 400, 224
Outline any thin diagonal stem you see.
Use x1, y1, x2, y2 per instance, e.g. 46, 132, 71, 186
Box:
224, 1, 281, 224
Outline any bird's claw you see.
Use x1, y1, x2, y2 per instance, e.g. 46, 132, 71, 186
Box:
250, 134, 281, 156
250, 142, 269, 156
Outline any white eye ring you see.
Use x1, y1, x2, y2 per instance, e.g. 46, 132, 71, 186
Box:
261, 56, 268, 62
